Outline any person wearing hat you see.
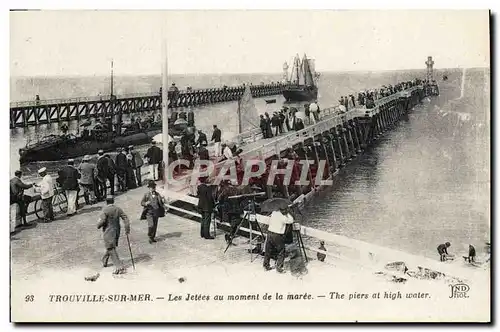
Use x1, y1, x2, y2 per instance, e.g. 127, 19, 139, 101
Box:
223, 142, 234, 161
196, 130, 208, 147
34, 167, 55, 222
97, 195, 130, 275
216, 180, 240, 244
10, 170, 35, 232
264, 112, 273, 138
197, 140, 209, 163
105, 153, 117, 196
437, 242, 452, 262
259, 115, 267, 138
115, 147, 128, 192
129, 145, 144, 186
317, 241, 326, 262
211, 125, 222, 158
57, 159, 81, 216
78, 155, 97, 205
96, 150, 109, 200
140, 180, 167, 244
467, 244, 476, 263
271, 112, 280, 136
278, 111, 285, 133
125, 147, 138, 190
197, 176, 215, 240
264, 207, 294, 273
145, 141, 162, 181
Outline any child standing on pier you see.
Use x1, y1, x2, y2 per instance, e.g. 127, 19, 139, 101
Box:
437, 242, 452, 262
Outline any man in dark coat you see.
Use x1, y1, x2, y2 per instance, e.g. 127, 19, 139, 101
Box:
259, 115, 267, 138
97, 195, 130, 274
304, 105, 311, 125
282, 107, 291, 131
211, 125, 222, 158
278, 111, 285, 133
145, 141, 163, 181
140, 180, 167, 244
467, 244, 476, 263
264, 112, 273, 138
105, 154, 116, 196
197, 177, 215, 239
217, 181, 241, 244
168, 142, 178, 174
115, 148, 128, 192
10, 170, 34, 231
196, 130, 208, 147
129, 145, 144, 186
96, 150, 110, 200
78, 155, 97, 204
295, 118, 305, 131
57, 159, 81, 216
271, 112, 280, 136
197, 143, 210, 162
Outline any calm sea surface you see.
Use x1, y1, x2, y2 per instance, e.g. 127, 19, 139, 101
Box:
10, 68, 490, 259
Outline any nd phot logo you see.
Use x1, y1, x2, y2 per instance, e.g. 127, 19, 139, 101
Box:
449, 283, 470, 299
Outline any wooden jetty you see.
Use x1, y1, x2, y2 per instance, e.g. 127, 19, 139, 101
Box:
9, 82, 285, 129
11, 76, 466, 284
12, 81, 477, 282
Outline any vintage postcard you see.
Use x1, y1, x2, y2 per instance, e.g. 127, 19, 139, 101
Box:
9, 10, 490, 322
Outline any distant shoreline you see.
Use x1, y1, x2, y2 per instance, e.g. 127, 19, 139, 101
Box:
10, 67, 489, 80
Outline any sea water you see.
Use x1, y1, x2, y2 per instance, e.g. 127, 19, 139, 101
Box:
9, 68, 490, 259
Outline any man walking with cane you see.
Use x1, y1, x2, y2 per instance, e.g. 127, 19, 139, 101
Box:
97, 195, 131, 275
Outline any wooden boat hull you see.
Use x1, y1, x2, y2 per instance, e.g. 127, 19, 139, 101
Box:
282, 85, 318, 102
19, 129, 163, 164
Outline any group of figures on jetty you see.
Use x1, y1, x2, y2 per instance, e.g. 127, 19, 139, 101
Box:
11, 77, 453, 275
10, 142, 164, 231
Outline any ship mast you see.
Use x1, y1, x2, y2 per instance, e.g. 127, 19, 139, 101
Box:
161, 39, 170, 189
237, 98, 242, 134
111, 59, 122, 136
110, 59, 114, 98
295, 54, 300, 85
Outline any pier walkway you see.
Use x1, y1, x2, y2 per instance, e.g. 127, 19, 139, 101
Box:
12, 183, 484, 323
11, 154, 480, 296
10, 82, 285, 128
12, 82, 480, 286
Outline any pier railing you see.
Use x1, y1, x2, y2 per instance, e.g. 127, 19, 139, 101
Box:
173, 87, 418, 190
18, 86, 423, 218
231, 87, 414, 145
10, 82, 286, 128
229, 89, 411, 161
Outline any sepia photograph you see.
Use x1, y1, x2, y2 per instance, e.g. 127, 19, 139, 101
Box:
8, 9, 490, 322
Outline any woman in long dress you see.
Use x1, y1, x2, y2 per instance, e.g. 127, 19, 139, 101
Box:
126, 152, 137, 189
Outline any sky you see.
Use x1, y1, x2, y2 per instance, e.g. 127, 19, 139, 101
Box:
10, 10, 490, 77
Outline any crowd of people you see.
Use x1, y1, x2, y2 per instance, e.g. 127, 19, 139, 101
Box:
196, 176, 299, 273
12, 77, 436, 274
9, 142, 164, 234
